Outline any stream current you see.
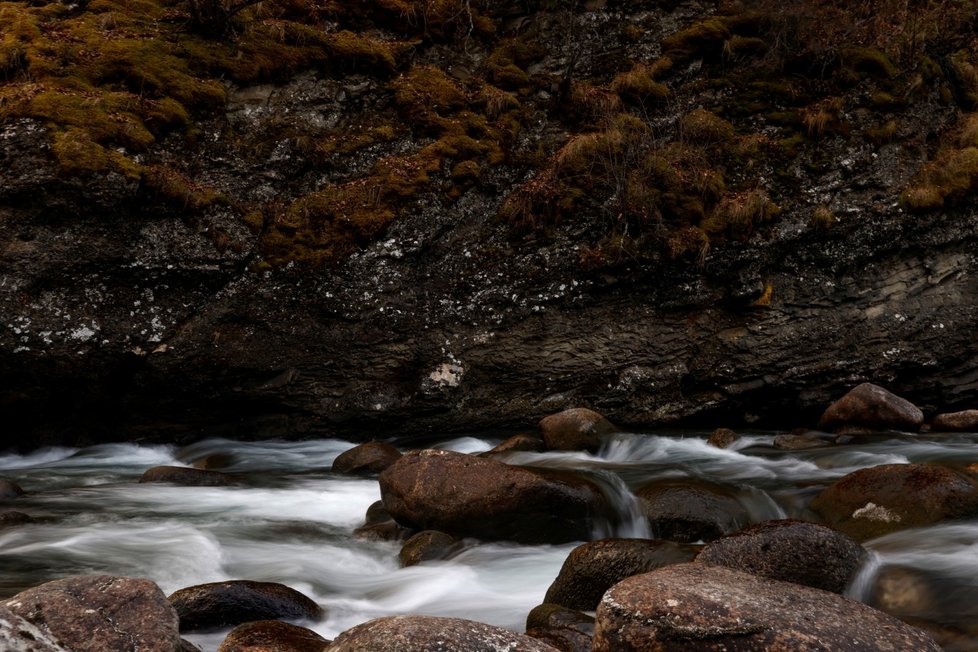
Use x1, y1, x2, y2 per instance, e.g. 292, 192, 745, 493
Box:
1, 431, 976, 650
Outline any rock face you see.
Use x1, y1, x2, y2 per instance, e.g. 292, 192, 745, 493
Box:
592, 563, 942, 651
379, 449, 606, 544
636, 481, 748, 543
167, 581, 323, 632
538, 408, 618, 452
695, 520, 865, 593
139, 466, 235, 487
818, 383, 924, 433
544, 538, 698, 611
0, 605, 69, 652
327, 615, 559, 652
217, 620, 331, 652
810, 463, 978, 540
3, 575, 182, 652
331, 442, 401, 475
931, 409, 978, 432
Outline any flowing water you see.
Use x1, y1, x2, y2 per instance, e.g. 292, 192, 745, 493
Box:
1, 431, 977, 650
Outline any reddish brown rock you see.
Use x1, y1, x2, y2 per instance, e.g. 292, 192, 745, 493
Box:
592, 563, 941, 651
773, 431, 837, 450
818, 383, 923, 432
695, 520, 865, 593
538, 408, 617, 452
3, 575, 182, 652
931, 409, 978, 432
544, 538, 698, 611
810, 463, 978, 540
398, 530, 460, 567
331, 442, 401, 475
327, 615, 559, 652
379, 449, 606, 544
217, 620, 330, 652
0, 605, 69, 651
525, 604, 594, 652
168, 581, 323, 632
139, 466, 234, 487
706, 428, 738, 448
636, 480, 748, 543
485, 433, 546, 455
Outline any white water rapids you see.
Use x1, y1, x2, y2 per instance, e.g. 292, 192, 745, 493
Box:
0, 431, 976, 650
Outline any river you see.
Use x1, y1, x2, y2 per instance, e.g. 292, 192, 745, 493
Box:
0, 431, 976, 650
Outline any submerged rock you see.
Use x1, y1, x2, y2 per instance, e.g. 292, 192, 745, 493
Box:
706, 428, 738, 448
3, 575, 182, 652
380, 449, 606, 544
636, 480, 748, 543
931, 409, 978, 432
525, 604, 594, 652
331, 442, 401, 475
218, 620, 331, 652
139, 466, 235, 487
398, 530, 461, 567
695, 519, 865, 593
485, 433, 546, 455
168, 581, 323, 632
538, 408, 617, 452
544, 538, 698, 611
818, 383, 924, 433
772, 430, 837, 450
327, 615, 559, 652
592, 563, 941, 651
810, 463, 978, 540
0, 479, 24, 498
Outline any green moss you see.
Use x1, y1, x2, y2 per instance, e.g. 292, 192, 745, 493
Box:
841, 47, 897, 80
865, 119, 898, 145
723, 34, 767, 60
680, 108, 735, 144
393, 65, 467, 132
810, 205, 836, 230
141, 165, 222, 210
662, 18, 730, 60
611, 65, 670, 104
324, 30, 398, 74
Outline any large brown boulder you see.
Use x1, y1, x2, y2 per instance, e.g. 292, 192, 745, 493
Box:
544, 538, 698, 611
218, 620, 331, 652
331, 442, 401, 475
168, 581, 323, 632
0, 605, 69, 651
139, 466, 235, 487
931, 409, 978, 432
379, 449, 607, 544
326, 615, 560, 652
695, 519, 865, 593
818, 383, 924, 432
592, 563, 942, 651
810, 463, 978, 540
636, 480, 748, 543
3, 575, 182, 652
538, 408, 617, 452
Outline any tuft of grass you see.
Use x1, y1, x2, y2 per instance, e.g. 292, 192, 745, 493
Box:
702, 189, 780, 239
680, 108, 735, 144
611, 64, 670, 104
900, 147, 978, 212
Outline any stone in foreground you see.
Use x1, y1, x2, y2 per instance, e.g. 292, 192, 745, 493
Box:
818, 383, 923, 432
380, 449, 606, 544
695, 519, 864, 593
592, 563, 941, 651
168, 580, 323, 632
327, 615, 559, 652
3, 575, 182, 652
539, 408, 617, 452
218, 620, 330, 651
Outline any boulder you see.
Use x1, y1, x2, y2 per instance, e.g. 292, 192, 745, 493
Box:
139, 466, 235, 487
931, 409, 978, 432
218, 620, 331, 652
636, 480, 748, 543
706, 428, 738, 448
810, 463, 978, 540
538, 408, 617, 452
331, 442, 401, 475
695, 519, 865, 593
168, 581, 323, 632
363, 500, 392, 525
818, 383, 923, 432
592, 563, 942, 651
0, 605, 69, 651
485, 433, 546, 455
0, 479, 24, 498
398, 530, 461, 567
544, 538, 698, 611
326, 615, 559, 652
379, 449, 607, 544
3, 575, 182, 652
525, 604, 594, 652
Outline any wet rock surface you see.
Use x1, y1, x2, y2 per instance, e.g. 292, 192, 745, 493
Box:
331, 442, 401, 475
167, 581, 323, 632
139, 466, 235, 487
0, 605, 69, 652
810, 463, 978, 540
3, 575, 182, 652
398, 530, 461, 567
931, 409, 978, 432
592, 563, 942, 651
636, 480, 748, 543
818, 383, 924, 433
538, 408, 617, 452
217, 620, 331, 652
544, 538, 698, 611
695, 519, 865, 593
327, 615, 560, 652
379, 449, 607, 544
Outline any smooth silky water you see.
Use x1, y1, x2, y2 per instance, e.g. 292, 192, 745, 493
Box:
0, 432, 976, 650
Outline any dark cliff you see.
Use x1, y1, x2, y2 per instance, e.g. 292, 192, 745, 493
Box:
1, 0, 977, 447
